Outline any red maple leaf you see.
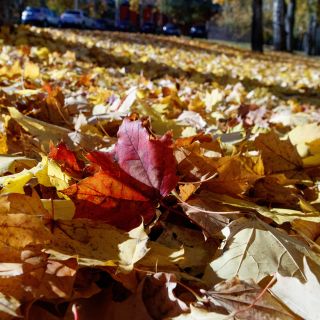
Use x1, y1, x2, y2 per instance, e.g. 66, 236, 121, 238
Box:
62, 118, 178, 230
115, 118, 178, 197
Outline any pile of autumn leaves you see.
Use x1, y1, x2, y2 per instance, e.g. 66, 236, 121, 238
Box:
1, 26, 320, 320
1, 112, 320, 319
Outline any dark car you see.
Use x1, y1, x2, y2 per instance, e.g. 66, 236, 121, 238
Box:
141, 22, 156, 34
190, 25, 207, 38
21, 7, 59, 27
162, 23, 181, 36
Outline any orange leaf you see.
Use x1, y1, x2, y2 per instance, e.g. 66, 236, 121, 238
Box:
63, 171, 155, 231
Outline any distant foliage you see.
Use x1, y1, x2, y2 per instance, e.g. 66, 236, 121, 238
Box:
160, 0, 212, 26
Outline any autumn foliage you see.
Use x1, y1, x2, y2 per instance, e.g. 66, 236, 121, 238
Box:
0, 25, 320, 319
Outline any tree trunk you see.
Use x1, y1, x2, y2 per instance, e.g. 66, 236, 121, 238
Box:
285, 0, 296, 52
306, 0, 320, 56
273, 0, 286, 51
251, 0, 264, 52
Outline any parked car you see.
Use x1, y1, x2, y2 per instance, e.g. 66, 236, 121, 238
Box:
189, 25, 207, 38
21, 7, 59, 27
141, 22, 156, 34
60, 10, 94, 29
162, 23, 181, 36
46, 10, 60, 27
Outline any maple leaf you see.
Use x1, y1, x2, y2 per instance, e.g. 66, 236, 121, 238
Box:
203, 217, 320, 284
254, 131, 302, 174
63, 118, 178, 229
206, 155, 264, 195
115, 118, 178, 197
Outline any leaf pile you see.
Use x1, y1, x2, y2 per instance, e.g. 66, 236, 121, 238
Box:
0, 25, 320, 319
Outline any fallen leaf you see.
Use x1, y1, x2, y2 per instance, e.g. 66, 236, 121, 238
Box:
23, 61, 40, 80
63, 171, 155, 230
115, 118, 178, 197
49, 142, 84, 176
254, 131, 302, 174
48, 220, 149, 271
205, 277, 295, 319
203, 217, 320, 284
207, 155, 264, 195
0, 190, 48, 217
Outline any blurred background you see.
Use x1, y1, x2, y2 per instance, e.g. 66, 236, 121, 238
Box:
0, 0, 319, 55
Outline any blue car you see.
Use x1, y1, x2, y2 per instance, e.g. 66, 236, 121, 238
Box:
21, 7, 59, 27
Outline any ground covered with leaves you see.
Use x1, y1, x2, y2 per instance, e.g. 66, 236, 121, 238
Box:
0, 25, 320, 319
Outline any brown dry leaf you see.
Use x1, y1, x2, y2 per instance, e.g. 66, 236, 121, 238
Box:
180, 191, 231, 236
142, 273, 189, 319
206, 155, 264, 195
137, 241, 183, 272
291, 219, 320, 241
254, 131, 303, 174
21, 249, 78, 300
8, 107, 107, 152
0, 214, 51, 249
251, 177, 300, 207
0, 190, 49, 217
0, 155, 37, 175
205, 277, 295, 319
43, 88, 70, 125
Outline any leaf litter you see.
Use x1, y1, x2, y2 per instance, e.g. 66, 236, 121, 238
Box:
0, 25, 319, 319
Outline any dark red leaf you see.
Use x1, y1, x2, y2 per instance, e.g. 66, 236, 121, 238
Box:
115, 118, 178, 197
